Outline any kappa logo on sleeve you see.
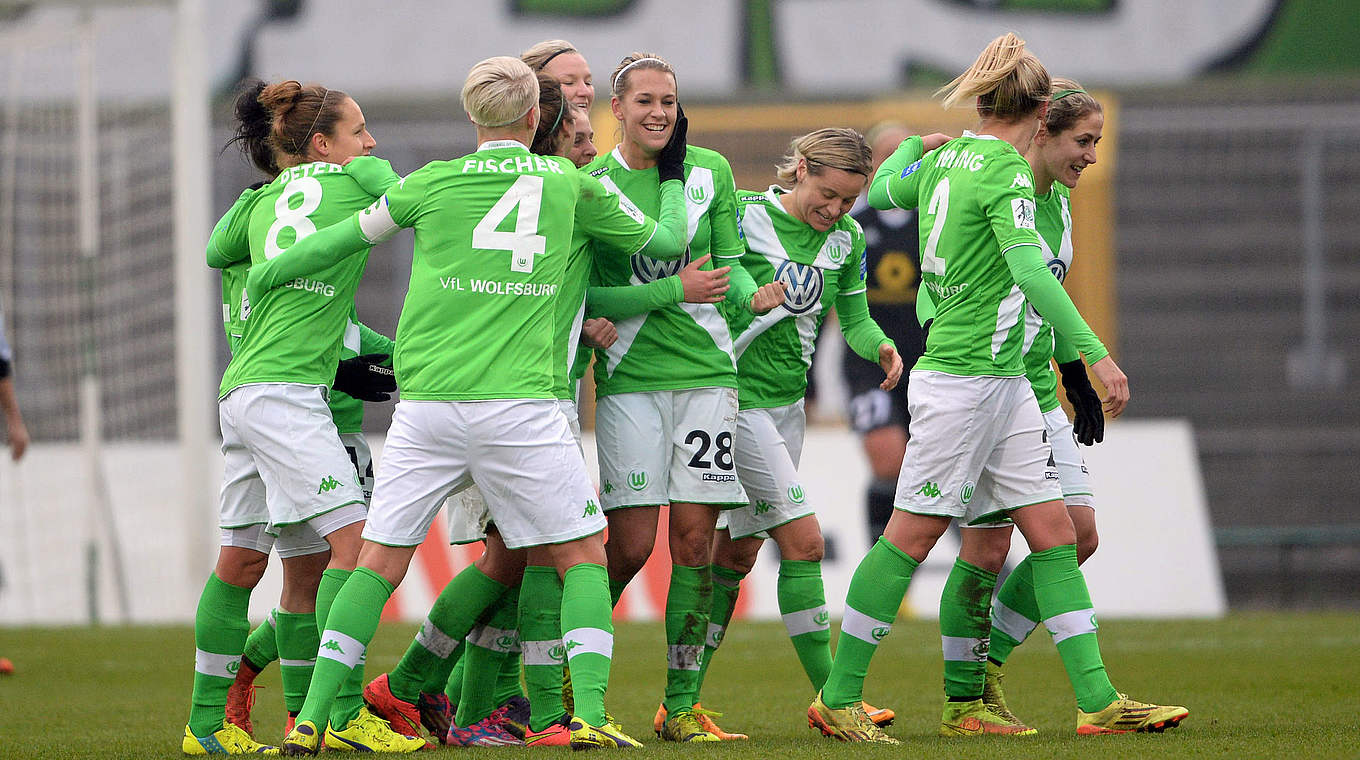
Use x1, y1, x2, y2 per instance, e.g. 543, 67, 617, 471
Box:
1012, 198, 1036, 230
1010, 171, 1033, 190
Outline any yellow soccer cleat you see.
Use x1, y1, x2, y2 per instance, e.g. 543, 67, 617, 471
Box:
652, 703, 748, 740
982, 661, 1032, 729
280, 720, 321, 756
182, 722, 280, 755
1077, 694, 1189, 735
324, 707, 430, 753
567, 714, 644, 749
806, 691, 899, 744
658, 709, 721, 743
940, 698, 1037, 736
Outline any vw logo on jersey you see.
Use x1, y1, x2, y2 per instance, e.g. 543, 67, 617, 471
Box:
631, 247, 692, 283
776, 259, 824, 314
1047, 257, 1068, 283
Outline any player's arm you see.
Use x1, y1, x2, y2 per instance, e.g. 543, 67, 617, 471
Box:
587, 254, 730, 321
868, 136, 925, 211
205, 185, 261, 269
714, 175, 782, 313
343, 156, 401, 197
357, 319, 395, 360
838, 231, 902, 389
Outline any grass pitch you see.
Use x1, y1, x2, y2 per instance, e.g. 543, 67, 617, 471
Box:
1, 612, 1356, 759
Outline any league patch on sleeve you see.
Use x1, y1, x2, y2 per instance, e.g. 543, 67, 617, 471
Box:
1012, 198, 1036, 230
901, 159, 922, 179
616, 192, 645, 224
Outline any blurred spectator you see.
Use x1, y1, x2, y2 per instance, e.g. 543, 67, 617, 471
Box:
0, 297, 28, 460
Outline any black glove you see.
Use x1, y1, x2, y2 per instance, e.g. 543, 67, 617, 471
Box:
333, 353, 396, 402
921, 318, 933, 344
1057, 359, 1103, 446
656, 104, 688, 184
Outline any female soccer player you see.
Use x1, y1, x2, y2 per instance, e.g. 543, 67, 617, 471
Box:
522, 39, 595, 112
584, 51, 783, 744
805, 33, 1186, 742
187, 79, 420, 754
942, 78, 1122, 732
252, 56, 691, 753
670, 128, 913, 738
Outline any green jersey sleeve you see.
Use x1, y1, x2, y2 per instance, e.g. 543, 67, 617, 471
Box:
587, 276, 684, 321
868, 135, 926, 211
575, 173, 688, 259
835, 232, 892, 362
206, 188, 257, 269
358, 320, 395, 358
711, 169, 761, 312
343, 156, 400, 198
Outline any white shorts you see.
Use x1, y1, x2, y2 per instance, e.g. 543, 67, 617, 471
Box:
220, 512, 366, 559
364, 399, 604, 549
340, 432, 375, 504
596, 388, 747, 510
219, 383, 366, 529
446, 400, 582, 545
1044, 407, 1094, 507
894, 371, 1062, 525
724, 401, 813, 539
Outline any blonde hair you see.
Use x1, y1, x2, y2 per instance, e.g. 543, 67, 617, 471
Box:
936, 32, 1049, 120
774, 128, 872, 184
610, 51, 675, 97
461, 56, 539, 128
521, 39, 580, 72
1045, 77, 1102, 135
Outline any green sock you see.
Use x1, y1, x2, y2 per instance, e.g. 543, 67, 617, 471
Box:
1030, 544, 1118, 712
315, 568, 350, 642
444, 652, 466, 706
989, 554, 1040, 666
390, 564, 507, 703
494, 650, 524, 706
778, 559, 832, 691
275, 610, 320, 714
560, 563, 614, 726
297, 568, 394, 730
608, 576, 630, 608
455, 587, 521, 727
519, 566, 567, 732
663, 564, 712, 714
242, 611, 279, 672
188, 574, 253, 736
695, 564, 744, 697
939, 558, 997, 699
821, 538, 918, 709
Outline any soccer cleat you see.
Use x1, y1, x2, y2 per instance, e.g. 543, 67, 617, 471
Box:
446, 713, 525, 747
1077, 695, 1189, 735
806, 691, 899, 744
491, 695, 532, 740
523, 717, 572, 747
658, 709, 721, 743
281, 721, 320, 756
861, 700, 895, 727
183, 723, 280, 755
363, 673, 425, 739
568, 715, 644, 749
652, 703, 748, 740
224, 662, 263, 737
982, 662, 1031, 728
415, 691, 454, 743
940, 698, 1037, 736
561, 665, 574, 715
324, 707, 430, 753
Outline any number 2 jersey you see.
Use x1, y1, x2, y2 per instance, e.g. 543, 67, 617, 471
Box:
213, 158, 396, 399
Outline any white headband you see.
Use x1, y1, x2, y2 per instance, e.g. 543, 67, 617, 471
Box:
612, 57, 669, 92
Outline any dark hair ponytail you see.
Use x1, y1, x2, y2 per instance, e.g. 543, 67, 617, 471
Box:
225, 78, 278, 176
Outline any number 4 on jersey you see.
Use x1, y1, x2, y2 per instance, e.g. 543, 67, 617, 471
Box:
473, 174, 546, 273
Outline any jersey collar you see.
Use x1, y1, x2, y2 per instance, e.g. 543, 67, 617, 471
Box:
611, 145, 632, 170
962, 130, 1001, 141
477, 139, 530, 152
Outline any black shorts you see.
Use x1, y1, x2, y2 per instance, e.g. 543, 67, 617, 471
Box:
841, 306, 926, 434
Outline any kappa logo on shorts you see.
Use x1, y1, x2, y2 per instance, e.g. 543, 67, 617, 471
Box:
602, 480, 614, 494
916, 481, 942, 498
583, 499, 600, 517
702, 473, 736, 482
317, 475, 343, 494
628, 470, 649, 491
787, 484, 806, 504
960, 481, 976, 504
753, 499, 773, 515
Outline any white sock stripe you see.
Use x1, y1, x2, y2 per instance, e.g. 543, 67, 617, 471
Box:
941, 635, 990, 662
991, 599, 1039, 642
706, 622, 726, 649
782, 605, 831, 638
561, 627, 613, 661
522, 639, 567, 666
194, 650, 242, 679
279, 657, 316, 668
415, 618, 459, 659
667, 644, 704, 671
840, 607, 893, 645
317, 630, 366, 669
1044, 608, 1098, 644
467, 625, 521, 653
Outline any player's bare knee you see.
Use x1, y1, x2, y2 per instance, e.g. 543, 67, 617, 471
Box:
215, 547, 268, 588
1076, 529, 1098, 564
778, 532, 824, 563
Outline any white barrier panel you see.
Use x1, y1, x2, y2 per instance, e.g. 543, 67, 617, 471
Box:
0, 419, 1223, 625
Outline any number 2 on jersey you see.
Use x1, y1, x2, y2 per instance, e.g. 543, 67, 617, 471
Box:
921, 177, 950, 276
473, 174, 546, 273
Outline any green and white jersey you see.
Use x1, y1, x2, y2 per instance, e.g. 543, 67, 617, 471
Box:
1022, 182, 1075, 413
731, 186, 884, 409
216, 158, 396, 397
357, 140, 646, 400
885, 132, 1043, 377
585, 145, 744, 396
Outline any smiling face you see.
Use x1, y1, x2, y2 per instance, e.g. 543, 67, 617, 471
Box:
309, 96, 375, 164
611, 68, 677, 159
788, 162, 867, 232
543, 51, 594, 111
1037, 110, 1103, 189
